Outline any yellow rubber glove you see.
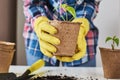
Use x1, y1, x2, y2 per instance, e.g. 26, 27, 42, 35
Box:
56, 18, 89, 62
34, 16, 60, 57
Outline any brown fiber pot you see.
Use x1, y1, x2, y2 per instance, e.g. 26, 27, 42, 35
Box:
0, 41, 15, 73
49, 20, 80, 56
99, 47, 120, 79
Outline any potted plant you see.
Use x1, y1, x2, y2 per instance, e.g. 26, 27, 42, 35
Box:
99, 36, 120, 79
50, 4, 81, 56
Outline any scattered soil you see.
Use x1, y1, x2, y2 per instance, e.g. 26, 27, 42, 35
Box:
32, 75, 78, 80
22, 69, 99, 80
32, 75, 99, 80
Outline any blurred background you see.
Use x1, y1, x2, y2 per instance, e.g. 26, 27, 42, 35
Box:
0, 0, 120, 66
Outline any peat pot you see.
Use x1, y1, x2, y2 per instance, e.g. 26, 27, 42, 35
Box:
99, 47, 120, 79
50, 20, 80, 56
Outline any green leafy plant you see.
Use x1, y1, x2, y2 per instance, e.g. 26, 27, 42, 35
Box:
61, 4, 76, 19
105, 36, 119, 50
54, 4, 76, 21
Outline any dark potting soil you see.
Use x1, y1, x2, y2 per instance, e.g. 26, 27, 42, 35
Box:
33, 75, 78, 80
32, 75, 99, 80
31, 70, 99, 80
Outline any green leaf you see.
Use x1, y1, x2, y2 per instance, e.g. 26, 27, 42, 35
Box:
113, 36, 116, 39
105, 36, 120, 49
105, 37, 112, 43
114, 38, 119, 46
61, 4, 76, 18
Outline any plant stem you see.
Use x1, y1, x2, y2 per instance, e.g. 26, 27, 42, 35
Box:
61, 15, 65, 21
112, 40, 115, 50
66, 12, 68, 21
69, 17, 74, 21
111, 44, 114, 50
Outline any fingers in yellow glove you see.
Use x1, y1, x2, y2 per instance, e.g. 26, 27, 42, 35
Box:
71, 33, 87, 60
40, 39, 57, 53
34, 16, 57, 35
71, 18, 88, 60
40, 31, 60, 45
56, 38, 86, 62
72, 18, 89, 35
34, 16, 49, 27
72, 38, 86, 60
40, 22, 57, 35
40, 47, 53, 57
34, 16, 61, 58
77, 32, 86, 49
34, 17, 60, 45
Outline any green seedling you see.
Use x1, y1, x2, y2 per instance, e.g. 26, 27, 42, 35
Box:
105, 36, 119, 50
54, 4, 76, 21
61, 4, 76, 19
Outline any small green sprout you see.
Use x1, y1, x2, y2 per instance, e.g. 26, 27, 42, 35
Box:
54, 4, 76, 21
105, 36, 119, 50
61, 4, 76, 19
